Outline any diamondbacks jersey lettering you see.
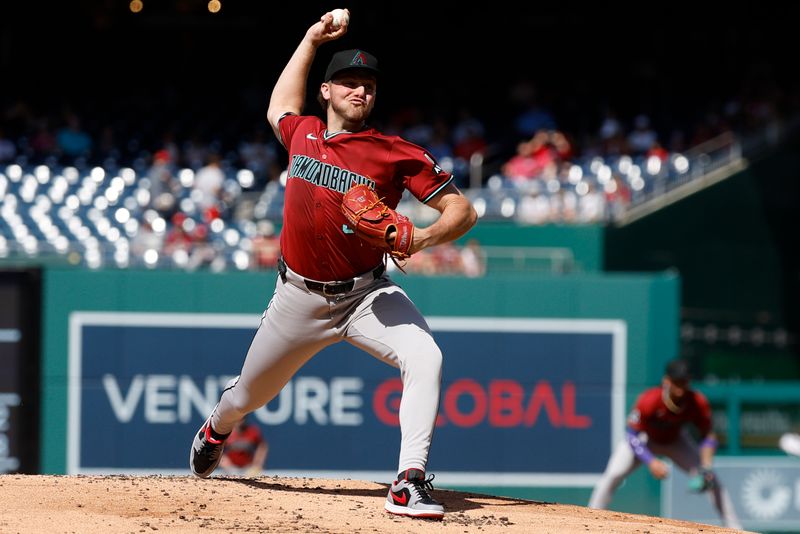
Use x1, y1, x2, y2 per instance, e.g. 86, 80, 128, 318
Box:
627, 386, 712, 444
288, 154, 375, 193
278, 114, 453, 281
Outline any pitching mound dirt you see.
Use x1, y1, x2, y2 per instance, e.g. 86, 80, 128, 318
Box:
0, 475, 750, 533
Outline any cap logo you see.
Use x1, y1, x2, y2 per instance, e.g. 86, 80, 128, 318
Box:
351, 50, 368, 66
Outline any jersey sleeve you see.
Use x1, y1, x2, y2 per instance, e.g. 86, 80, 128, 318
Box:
692, 391, 713, 437
276, 113, 304, 149
626, 426, 655, 464
626, 392, 649, 433
391, 139, 454, 203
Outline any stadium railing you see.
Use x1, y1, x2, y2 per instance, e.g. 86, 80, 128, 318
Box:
702, 382, 800, 454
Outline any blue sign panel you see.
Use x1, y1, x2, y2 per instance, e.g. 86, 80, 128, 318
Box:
663, 457, 800, 532
68, 313, 626, 485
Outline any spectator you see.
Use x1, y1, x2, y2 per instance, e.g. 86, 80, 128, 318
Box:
547, 130, 573, 163
397, 248, 437, 275
157, 129, 182, 164
193, 152, 226, 215
147, 149, 179, 219
425, 118, 455, 165
510, 81, 557, 138
182, 133, 209, 170
131, 220, 163, 259
646, 141, 669, 162
430, 242, 463, 274
598, 109, 623, 142
452, 109, 487, 183
402, 108, 434, 147
186, 223, 217, 271
452, 108, 486, 149
163, 213, 194, 257
515, 103, 558, 138
502, 139, 541, 184
239, 128, 280, 185
460, 239, 486, 277
550, 188, 577, 223
502, 130, 573, 186
602, 129, 630, 157
56, 113, 93, 161
517, 190, 552, 225
0, 128, 17, 163
604, 175, 631, 221
627, 114, 658, 155
251, 220, 280, 269
577, 183, 605, 223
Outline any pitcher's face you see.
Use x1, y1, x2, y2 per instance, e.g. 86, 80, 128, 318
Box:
323, 72, 377, 124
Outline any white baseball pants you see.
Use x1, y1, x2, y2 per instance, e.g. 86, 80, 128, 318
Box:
211, 264, 442, 474
588, 428, 742, 529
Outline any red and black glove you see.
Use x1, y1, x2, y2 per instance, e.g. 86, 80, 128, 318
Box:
341, 184, 414, 262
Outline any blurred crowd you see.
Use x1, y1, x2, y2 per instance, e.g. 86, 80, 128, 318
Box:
1, 72, 791, 186
389, 239, 486, 278
0, 69, 796, 274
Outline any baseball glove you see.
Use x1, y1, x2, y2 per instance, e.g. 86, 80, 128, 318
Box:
341, 184, 414, 266
687, 467, 716, 493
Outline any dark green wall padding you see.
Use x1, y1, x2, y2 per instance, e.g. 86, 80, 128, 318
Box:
41, 267, 679, 516
461, 222, 604, 272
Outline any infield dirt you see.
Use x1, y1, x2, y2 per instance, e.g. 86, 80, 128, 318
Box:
0, 475, 752, 533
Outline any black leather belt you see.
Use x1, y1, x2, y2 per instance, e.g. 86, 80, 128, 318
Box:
278, 258, 385, 297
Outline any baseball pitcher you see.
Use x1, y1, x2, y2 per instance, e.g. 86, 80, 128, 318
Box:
588, 359, 742, 529
189, 8, 477, 521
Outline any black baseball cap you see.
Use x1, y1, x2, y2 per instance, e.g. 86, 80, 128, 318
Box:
665, 359, 692, 381
324, 49, 379, 81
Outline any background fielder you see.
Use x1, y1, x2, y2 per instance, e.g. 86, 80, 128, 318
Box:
588, 359, 742, 529
189, 8, 477, 521
218, 417, 269, 476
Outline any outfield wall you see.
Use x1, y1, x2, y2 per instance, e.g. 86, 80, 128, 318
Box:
459, 223, 604, 272
41, 267, 679, 516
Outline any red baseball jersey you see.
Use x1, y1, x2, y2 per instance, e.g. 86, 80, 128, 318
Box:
223, 423, 265, 468
278, 114, 453, 281
627, 386, 712, 444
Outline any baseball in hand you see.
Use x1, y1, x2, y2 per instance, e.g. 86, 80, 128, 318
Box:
330, 8, 349, 29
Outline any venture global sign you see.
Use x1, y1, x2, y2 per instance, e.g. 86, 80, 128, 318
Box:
68, 313, 626, 485
98, 374, 592, 429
